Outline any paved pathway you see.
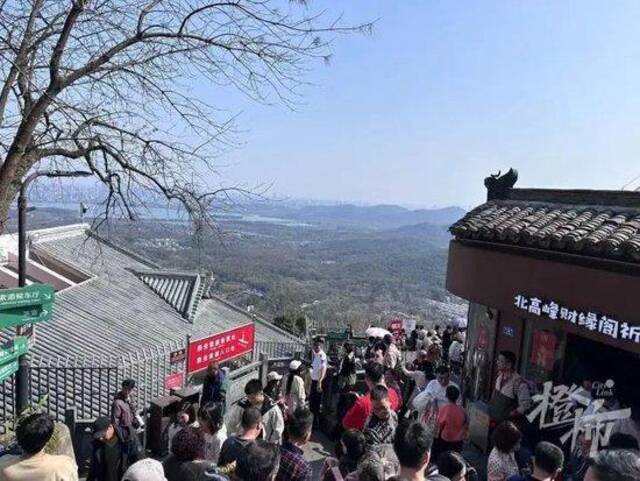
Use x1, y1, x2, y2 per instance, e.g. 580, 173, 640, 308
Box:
304, 430, 334, 481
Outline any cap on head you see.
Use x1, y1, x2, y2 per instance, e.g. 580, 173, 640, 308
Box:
267, 371, 282, 382
93, 416, 112, 439
289, 360, 302, 371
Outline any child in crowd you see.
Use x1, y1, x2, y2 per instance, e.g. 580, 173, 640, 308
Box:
364, 385, 398, 446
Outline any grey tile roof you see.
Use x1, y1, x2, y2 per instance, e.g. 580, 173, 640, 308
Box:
9, 229, 302, 362
450, 199, 640, 262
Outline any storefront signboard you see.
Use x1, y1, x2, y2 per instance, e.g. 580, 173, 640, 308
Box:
187, 324, 255, 374
527, 380, 630, 456
514, 294, 640, 345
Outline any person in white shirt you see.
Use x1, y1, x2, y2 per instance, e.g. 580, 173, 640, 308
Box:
412, 365, 461, 416
402, 350, 429, 406
310, 337, 327, 428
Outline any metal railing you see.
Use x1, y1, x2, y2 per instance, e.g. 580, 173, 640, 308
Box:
0, 339, 304, 433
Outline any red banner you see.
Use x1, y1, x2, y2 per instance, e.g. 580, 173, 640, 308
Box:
165, 372, 184, 390
530, 330, 557, 371
187, 324, 255, 374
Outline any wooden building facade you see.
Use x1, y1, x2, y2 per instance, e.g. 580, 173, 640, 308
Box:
446, 169, 640, 451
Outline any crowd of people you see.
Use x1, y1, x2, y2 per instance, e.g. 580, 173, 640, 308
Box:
0, 326, 639, 481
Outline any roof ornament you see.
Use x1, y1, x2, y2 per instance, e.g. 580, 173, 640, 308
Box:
484, 168, 518, 201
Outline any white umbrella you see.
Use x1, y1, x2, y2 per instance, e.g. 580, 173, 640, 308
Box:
452, 316, 467, 328
366, 327, 392, 338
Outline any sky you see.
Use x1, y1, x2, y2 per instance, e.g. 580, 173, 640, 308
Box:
199, 1, 640, 208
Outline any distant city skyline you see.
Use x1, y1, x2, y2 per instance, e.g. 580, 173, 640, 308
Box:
194, 1, 640, 208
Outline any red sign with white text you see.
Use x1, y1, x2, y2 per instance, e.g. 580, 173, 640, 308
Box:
187, 324, 255, 374
165, 372, 184, 390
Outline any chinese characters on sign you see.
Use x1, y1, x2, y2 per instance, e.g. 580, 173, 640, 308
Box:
187, 324, 255, 374
514, 294, 640, 344
170, 348, 186, 365
527, 381, 630, 456
165, 372, 185, 390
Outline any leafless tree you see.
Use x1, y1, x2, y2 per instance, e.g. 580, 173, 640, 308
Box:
0, 0, 371, 229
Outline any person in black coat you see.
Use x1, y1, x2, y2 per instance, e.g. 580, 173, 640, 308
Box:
201, 361, 227, 412
87, 416, 127, 481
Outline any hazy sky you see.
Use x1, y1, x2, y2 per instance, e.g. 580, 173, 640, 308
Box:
202, 1, 640, 208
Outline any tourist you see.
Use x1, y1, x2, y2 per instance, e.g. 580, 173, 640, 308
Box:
112, 379, 142, 463
337, 342, 358, 393
489, 351, 531, 427
401, 350, 428, 407
372, 342, 387, 366
168, 401, 192, 452
87, 416, 127, 481
275, 408, 314, 481
392, 421, 449, 481
343, 361, 401, 431
584, 449, 640, 481
310, 337, 328, 427
265, 371, 284, 402
197, 402, 227, 464
437, 451, 477, 481
487, 421, 522, 481
384, 334, 401, 371
320, 430, 368, 481
365, 337, 377, 360
448, 332, 464, 375
507, 441, 564, 481
226, 379, 285, 444
441, 326, 453, 361
201, 361, 227, 411
162, 426, 214, 481
0, 413, 77, 481
234, 440, 281, 481
412, 365, 460, 417
363, 385, 398, 446
283, 360, 307, 417
218, 406, 263, 467
122, 459, 167, 481
434, 385, 467, 458
563, 434, 591, 481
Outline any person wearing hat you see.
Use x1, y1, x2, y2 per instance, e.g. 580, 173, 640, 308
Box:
282, 360, 307, 417
265, 371, 283, 402
87, 416, 127, 481
122, 459, 167, 481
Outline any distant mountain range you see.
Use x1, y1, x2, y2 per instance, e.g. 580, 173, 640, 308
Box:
244, 202, 466, 230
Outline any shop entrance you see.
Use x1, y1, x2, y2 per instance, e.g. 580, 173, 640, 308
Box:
563, 333, 640, 409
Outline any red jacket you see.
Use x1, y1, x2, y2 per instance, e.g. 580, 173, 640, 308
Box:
342, 387, 401, 431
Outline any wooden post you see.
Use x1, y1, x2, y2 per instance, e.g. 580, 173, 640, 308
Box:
259, 353, 268, 387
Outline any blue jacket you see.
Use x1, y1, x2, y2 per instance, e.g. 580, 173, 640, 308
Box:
201, 371, 227, 407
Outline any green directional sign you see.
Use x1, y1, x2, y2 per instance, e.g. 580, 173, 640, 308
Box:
0, 284, 54, 329
0, 284, 54, 310
0, 337, 27, 365
0, 303, 52, 329
0, 359, 19, 383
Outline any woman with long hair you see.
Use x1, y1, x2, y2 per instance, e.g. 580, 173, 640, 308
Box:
196, 402, 227, 464
282, 359, 306, 417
